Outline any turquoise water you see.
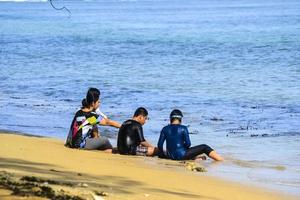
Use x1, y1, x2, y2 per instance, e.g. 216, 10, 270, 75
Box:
0, 0, 300, 196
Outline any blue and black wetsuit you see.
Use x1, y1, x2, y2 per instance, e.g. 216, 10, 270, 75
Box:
158, 124, 190, 160
158, 124, 213, 160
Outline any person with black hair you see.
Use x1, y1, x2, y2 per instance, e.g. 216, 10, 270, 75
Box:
117, 107, 158, 156
66, 88, 121, 152
157, 109, 223, 161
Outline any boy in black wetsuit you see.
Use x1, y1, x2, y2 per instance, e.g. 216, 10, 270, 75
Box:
158, 109, 223, 161
117, 107, 157, 156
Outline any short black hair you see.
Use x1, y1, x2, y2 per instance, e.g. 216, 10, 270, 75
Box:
170, 109, 183, 123
134, 107, 148, 117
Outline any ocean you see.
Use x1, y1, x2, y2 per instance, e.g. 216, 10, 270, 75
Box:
0, 0, 299, 196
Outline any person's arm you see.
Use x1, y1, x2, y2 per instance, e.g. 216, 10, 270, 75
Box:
91, 125, 99, 138
184, 127, 191, 148
95, 108, 121, 128
157, 129, 166, 152
99, 118, 121, 128
136, 124, 154, 147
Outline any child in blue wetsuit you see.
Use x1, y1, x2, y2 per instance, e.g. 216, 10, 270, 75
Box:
157, 109, 223, 161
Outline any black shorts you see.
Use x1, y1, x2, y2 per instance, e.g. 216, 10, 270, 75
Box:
126, 145, 148, 156
182, 144, 213, 160
135, 146, 148, 156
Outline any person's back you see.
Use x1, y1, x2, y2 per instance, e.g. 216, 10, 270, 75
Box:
65, 87, 120, 152
68, 109, 98, 148
158, 109, 224, 161
117, 119, 145, 155
117, 107, 158, 156
159, 124, 191, 160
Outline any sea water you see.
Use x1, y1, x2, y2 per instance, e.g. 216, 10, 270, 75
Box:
0, 0, 299, 196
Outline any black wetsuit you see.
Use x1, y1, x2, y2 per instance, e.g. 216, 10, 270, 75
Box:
158, 124, 213, 160
117, 119, 146, 155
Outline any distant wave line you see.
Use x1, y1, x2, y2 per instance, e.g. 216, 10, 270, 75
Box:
0, 0, 47, 2
0, 0, 139, 2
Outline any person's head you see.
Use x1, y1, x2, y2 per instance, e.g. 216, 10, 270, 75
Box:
81, 88, 101, 110
133, 107, 149, 125
170, 109, 183, 124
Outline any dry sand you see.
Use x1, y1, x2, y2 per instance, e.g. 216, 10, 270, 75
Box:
0, 132, 297, 200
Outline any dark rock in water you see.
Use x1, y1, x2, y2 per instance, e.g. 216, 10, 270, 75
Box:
11, 96, 24, 99
61, 99, 73, 102
189, 130, 199, 135
283, 131, 300, 136
33, 104, 51, 107
229, 129, 247, 134
210, 117, 224, 121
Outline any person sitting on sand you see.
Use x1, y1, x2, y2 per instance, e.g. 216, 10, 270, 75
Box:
157, 109, 223, 161
117, 107, 158, 156
66, 88, 121, 152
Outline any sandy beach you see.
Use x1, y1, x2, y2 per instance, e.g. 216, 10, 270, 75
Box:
1, 0, 300, 197
0, 132, 297, 200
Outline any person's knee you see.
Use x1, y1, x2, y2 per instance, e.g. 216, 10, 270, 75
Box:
102, 137, 111, 144
100, 136, 109, 142
104, 139, 113, 149
98, 137, 113, 150
202, 144, 213, 156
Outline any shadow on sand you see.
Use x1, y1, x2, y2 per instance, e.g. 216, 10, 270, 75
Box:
0, 157, 219, 199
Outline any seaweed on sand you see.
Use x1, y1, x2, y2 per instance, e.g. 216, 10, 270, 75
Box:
0, 171, 83, 200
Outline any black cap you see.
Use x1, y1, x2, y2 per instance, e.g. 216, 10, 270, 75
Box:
170, 109, 183, 119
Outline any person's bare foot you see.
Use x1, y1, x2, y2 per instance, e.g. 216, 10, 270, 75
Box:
103, 149, 113, 153
208, 151, 224, 161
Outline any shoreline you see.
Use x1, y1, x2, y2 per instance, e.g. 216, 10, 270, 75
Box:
0, 129, 47, 138
0, 132, 298, 200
